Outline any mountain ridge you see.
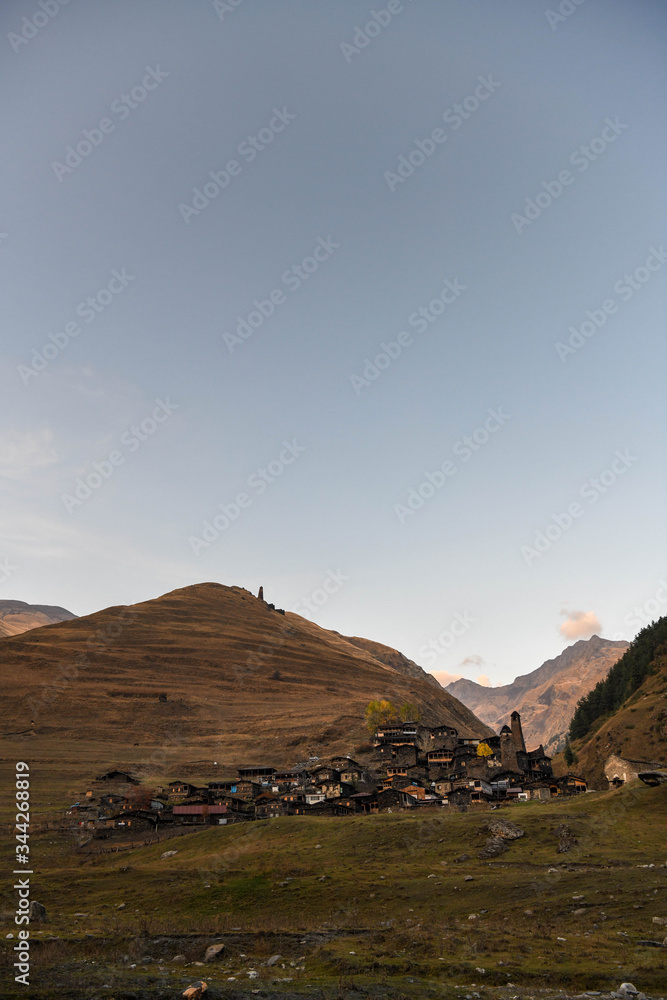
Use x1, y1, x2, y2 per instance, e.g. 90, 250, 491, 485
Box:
0, 599, 77, 638
446, 635, 629, 754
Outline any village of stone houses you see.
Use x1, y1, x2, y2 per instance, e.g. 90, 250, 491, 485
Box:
66, 711, 593, 840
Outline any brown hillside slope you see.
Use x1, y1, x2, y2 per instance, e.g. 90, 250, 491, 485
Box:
0, 583, 491, 772
0, 599, 76, 638
554, 643, 667, 788
341, 634, 442, 689
446, 635, 629, 754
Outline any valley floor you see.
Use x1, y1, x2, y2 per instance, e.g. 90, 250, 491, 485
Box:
1, 783, 666, 999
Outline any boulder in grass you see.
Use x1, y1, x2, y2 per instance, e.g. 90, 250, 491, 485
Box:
204, 943, 225, 962
28, 901, 46, 923
484, 818, 524, 840
613, 984, 646, 1000
478, 836, 507, 859
182, 982, 208, 1000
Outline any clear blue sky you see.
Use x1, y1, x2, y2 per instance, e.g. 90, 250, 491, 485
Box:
1, 0, 665, 685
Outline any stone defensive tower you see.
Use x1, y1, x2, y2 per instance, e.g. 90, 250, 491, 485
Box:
499, 725, 518, 772
510, 710, 526, 753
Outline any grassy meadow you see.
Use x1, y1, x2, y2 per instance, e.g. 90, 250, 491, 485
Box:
1, 780, 665, 998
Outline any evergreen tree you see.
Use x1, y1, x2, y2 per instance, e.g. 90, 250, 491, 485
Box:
568, 616, 667, 741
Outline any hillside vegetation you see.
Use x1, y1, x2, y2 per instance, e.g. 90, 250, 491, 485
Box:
570, 617, 667, 740
555, 619, 667, 786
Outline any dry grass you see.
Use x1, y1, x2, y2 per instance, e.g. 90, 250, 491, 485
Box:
1, 784, 665, 997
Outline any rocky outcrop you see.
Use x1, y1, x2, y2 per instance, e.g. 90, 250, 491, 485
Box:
555, 823, 577, 853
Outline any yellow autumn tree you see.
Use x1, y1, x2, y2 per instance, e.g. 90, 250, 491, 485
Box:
476, 741, 493, 757
364, 699, 399, 734
399, 702, 420, 722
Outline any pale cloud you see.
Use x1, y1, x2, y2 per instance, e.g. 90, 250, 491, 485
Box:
0, 507, 199, 585
559, 608, 601, 641
476, 673, 491, 686
0, 428, 57, 481
431, 669, 462, 687
461, 653, 484, 667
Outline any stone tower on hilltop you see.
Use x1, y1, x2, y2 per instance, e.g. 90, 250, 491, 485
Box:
258, 586, 264, 601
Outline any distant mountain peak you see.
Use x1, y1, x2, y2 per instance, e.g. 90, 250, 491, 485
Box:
0, 600, 76, 638
446, 635, 629, 755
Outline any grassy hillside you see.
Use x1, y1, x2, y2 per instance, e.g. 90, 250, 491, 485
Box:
0, 583, 490, 782
1, 784, 665, 998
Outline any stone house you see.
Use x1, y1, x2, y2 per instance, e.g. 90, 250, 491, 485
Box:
309, 765, 340, 783
554, 774, 588, 794
172, 804, 228, 825
427, 747, 454, 766
273, 769, 306, 785
429, 724, 458, 740
115, 810, 160, 832
237, 765, 276, 781
525, 746, 553, 779
604, 754, 665, 787
167, 781, 199, 801
316, 779, 354, 800
95, 769, 139, 786
377, 787, 418, 811
255, 794, 286, 819
98, 793, 127, 811
374, 743, 419, 767
339, 764, 366, 783
401, 783, 427, 800
349, 791, 377, 813
455, 777, 493, 803
282, 788, 306, 806
227, 795, 256, 816
304, 787, 327, 806
207, 779, 258, 801
330, 755, 363, 771
386, 764, 409, 779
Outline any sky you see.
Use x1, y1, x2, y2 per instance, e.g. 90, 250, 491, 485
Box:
1, 0, 665, 687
